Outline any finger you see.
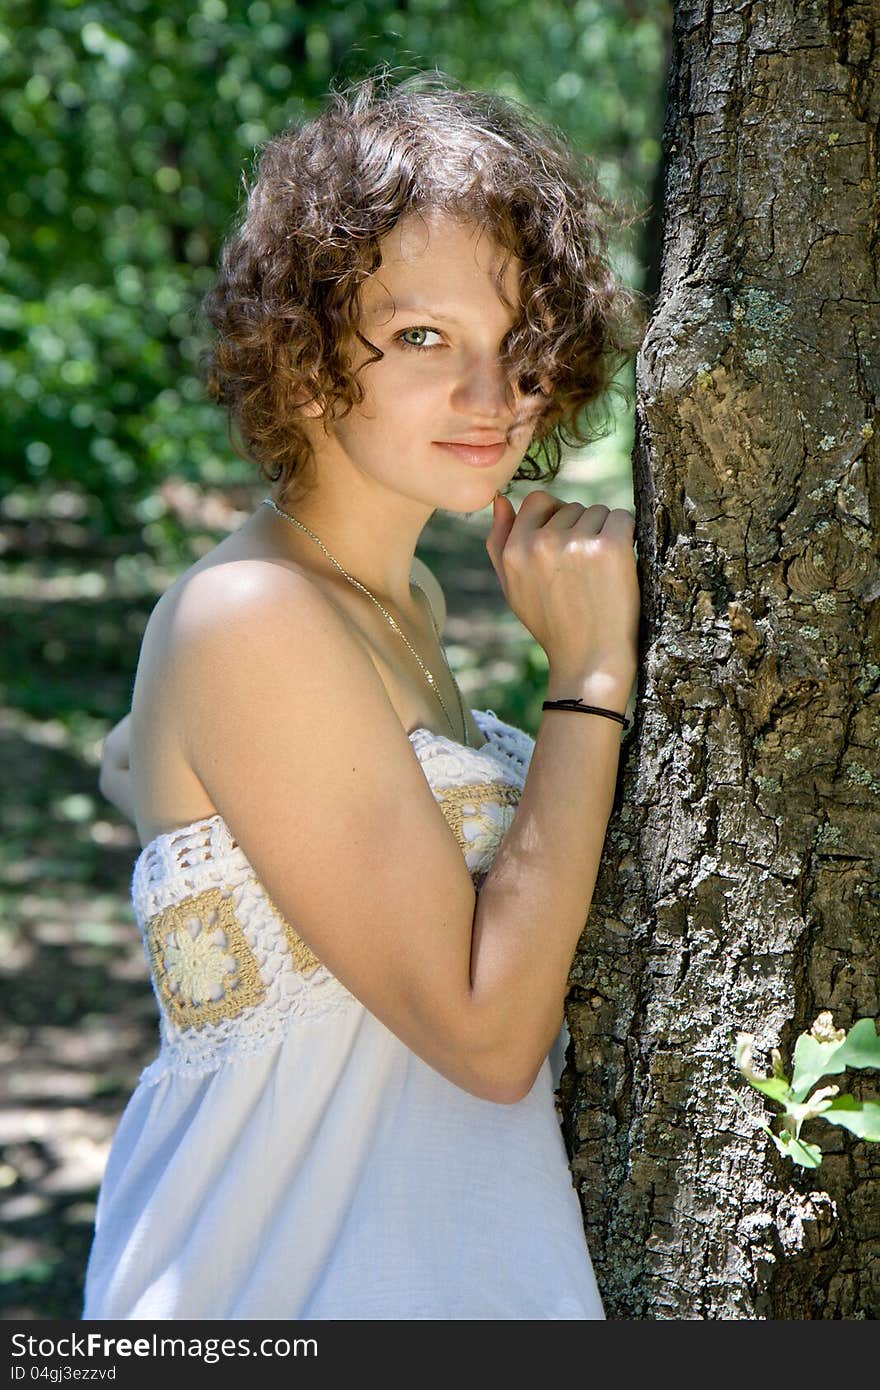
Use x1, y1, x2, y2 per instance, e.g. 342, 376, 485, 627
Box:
486, 491, 517, 556
598, 508, 637, 538
568, 502, 612, 536
508, 489, 578, 539
540, 501, 588, 531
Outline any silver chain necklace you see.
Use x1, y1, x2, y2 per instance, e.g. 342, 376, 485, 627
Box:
261, 495, 470, 746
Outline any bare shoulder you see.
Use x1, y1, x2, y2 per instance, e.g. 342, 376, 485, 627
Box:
166, 557, 372, 734
168, 553, 318, 628
165, 551, 443, 703
127, 558, 350, 840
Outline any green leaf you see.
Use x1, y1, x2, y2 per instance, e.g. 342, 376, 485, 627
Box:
771, 1132, 824, 1169
728, 1087, 823, 1167
834, 1018, 880, 1070
744, 1074, 793, 1104
791, 1018, 880, 1102
792, 1036, 847, 1101
821, 1096, 880, 1141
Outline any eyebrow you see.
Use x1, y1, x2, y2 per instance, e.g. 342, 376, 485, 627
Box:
365, 300, 465, 325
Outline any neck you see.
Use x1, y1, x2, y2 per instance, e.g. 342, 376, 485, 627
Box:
261, 480, 435, 616
257, 477, 469, 744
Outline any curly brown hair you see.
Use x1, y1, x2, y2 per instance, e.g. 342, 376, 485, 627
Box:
198, 64, 649, 497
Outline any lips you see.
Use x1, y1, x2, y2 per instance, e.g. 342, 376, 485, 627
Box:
439, 437, 507, 446
433, 440, 507, 468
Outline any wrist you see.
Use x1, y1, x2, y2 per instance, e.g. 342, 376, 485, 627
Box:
545, 667, 634, 717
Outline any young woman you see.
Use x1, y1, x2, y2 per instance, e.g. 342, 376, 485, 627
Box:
83, 68, 644, 1320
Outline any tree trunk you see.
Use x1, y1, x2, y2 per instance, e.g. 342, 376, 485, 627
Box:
561, 0, 880, 1318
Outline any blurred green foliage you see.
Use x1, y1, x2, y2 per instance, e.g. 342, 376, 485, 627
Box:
1, 0, 669, 534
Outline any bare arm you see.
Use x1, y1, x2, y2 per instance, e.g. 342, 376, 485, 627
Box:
468, 488, 640, 1093
467, 667, 632, 1093
169, 522, 634, 1105
97, 713, 136, 825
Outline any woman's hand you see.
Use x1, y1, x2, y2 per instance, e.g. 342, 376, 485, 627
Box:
485, 489, 640, 687
98, 712, 136, 826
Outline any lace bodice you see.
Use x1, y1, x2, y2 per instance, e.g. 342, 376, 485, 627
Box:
132, 708, 534, 1081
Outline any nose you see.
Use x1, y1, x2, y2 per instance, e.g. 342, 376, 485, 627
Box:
450, 350, 514, 424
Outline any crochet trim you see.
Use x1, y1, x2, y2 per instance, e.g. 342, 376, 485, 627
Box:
436, 780, 521, 863
145, 886, 266, 1031
264, 893, 323, 976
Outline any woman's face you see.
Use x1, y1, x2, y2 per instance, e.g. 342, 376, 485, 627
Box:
315, 209, 543, 513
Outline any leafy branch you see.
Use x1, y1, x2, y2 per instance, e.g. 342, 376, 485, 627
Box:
731, 1012, 880, 1169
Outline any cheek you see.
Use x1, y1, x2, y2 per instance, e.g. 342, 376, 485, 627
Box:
342, 359, 447, 440
375, 368, 441, 416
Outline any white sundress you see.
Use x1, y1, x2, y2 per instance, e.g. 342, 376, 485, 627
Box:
81, 707, 605, 1320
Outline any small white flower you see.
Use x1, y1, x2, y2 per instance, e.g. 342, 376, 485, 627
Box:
800, 1084, 840, 1121
735, 1033, 764, 1082
809, 1011, 846, 1045
163, 914, 236, 1005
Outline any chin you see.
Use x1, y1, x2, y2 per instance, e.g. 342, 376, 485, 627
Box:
435, 479, 504, 517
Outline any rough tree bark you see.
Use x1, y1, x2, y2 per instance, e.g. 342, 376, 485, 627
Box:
560, 0, 880, 1318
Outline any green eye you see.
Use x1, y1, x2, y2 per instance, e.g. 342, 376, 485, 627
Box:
397, 327, 442, 351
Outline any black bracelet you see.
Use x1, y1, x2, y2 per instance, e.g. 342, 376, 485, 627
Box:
542, 697, 631, 733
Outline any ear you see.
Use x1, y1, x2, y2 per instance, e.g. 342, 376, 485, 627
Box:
291, 381, 326, 419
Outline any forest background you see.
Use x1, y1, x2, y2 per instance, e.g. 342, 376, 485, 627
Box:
0, 0, 670, 1317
